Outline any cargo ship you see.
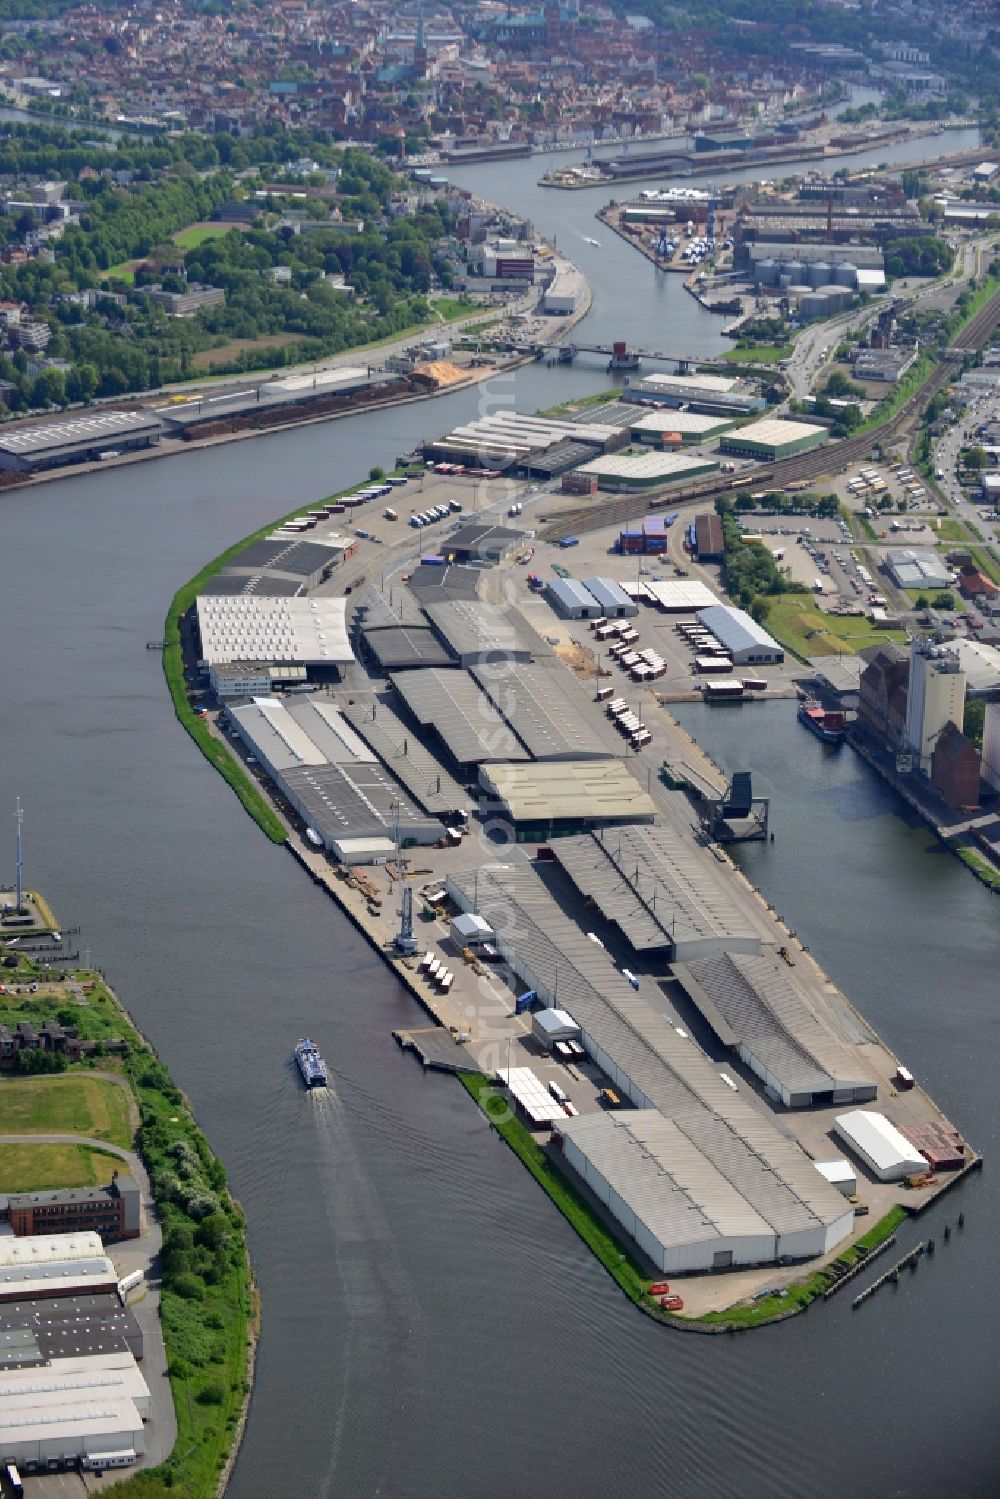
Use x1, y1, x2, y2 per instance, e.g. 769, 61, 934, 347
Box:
294, 1037, 328, 1088
798, 698, 846, 744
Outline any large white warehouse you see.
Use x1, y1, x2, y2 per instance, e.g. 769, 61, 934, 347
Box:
834, 1110, 928, 1182
559, 1110, 853, 1274
696, 604, 784, 665
0, 1353, 148, 1469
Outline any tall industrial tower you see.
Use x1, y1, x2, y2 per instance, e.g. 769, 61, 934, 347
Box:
905, 641, 966, 774
14, 796, 23, 912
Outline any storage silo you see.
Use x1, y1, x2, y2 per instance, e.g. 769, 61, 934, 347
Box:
816, 284, 849, 313
800, 292, 829, 319
833, 262, 858, 288
807, 260, 833, 288
755, 258, 778, 287
784, 259, 807, 284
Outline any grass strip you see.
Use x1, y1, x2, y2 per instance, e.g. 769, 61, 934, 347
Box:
459, 1071, 910, 1331
457, 1071, 650, 1303
694, 1206, 907, 1328
952, 843, 1000, 890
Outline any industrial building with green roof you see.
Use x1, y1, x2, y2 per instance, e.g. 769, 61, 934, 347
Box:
629, 410, 738, 446
573, 450, 719, 492
719, 418, 829, 462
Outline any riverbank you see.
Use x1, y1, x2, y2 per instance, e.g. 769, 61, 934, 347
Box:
0, 910, 255, 1497
539, 123, 935, 189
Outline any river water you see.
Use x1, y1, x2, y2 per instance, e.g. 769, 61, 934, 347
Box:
0, 126, 997, 1499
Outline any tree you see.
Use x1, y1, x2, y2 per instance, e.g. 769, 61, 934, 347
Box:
965, 446, 988, 471
964, 698, 986, 747
368, 465, 385, 481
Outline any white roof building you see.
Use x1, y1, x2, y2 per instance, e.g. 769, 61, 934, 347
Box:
196, 594, 353, 667
696, 604, 784, 664
834, 1110, 928, 1181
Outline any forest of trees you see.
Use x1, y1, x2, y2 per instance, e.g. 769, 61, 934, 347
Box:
0, 130, 456, 404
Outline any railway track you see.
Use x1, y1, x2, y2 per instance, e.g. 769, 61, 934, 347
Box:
542, 285, 1000, 542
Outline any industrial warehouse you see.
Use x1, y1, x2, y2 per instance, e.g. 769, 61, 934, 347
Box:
0, 1234, 151, 1472
718, 417, 829, 461
170, 423, 976, 1309
0, 409, 163, 473
422, 409, 626, 475
446, 861, 856, 1275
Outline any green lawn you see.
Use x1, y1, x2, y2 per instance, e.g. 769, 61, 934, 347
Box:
763, 595, 906, 660
0, 1140, 122, 1191
172, 223, 233, 249
721, 344, 790, 365
934, 517, 972, 543
695, 1206, 907, 1328
0, 1074, 133, 1148
104, 260, 138, 285
432, 295, 483, 320
538, 388, 617, 418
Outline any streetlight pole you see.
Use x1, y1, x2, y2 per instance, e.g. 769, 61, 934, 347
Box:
14, 797, 23, 913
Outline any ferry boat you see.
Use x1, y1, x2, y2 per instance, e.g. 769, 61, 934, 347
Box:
797, 698, 845, 745
294, 1037, 328, 1088
584, 236, 601, 247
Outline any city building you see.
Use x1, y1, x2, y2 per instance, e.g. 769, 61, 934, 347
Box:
5, 1173, 141, 1242
904, 641, 966, 774
629, 410, 737, 446
144, 282, 226, 316
719, 418, 828, 462
670, 952, 878, 1108
696, 604, 784, 664
982, 701, 1000, 791
228, 694, 442, 858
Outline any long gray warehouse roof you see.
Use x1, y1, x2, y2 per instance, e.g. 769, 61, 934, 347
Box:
447, 861, 849, 1241
560, 1109, 776, 1249
340, 696, 473, 817
423, 598, 536, 665
471, 662, 618, 761
549, 822, 765, 957
352, 582, 427, 632
672, 952, 877, 1099
391, 667, 530, 765
221, 539, 341, 580
697, 603, 782, 658
545, 577, 602, 615
364, 625, 455, 672
582, 577, 637, 616
0, 408, 163, 457
281, 761, 439, 845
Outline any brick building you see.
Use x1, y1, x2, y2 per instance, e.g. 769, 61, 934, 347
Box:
5, 1172, 141, 1242
858, 642, 909, 749
930, 720, 981, 811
